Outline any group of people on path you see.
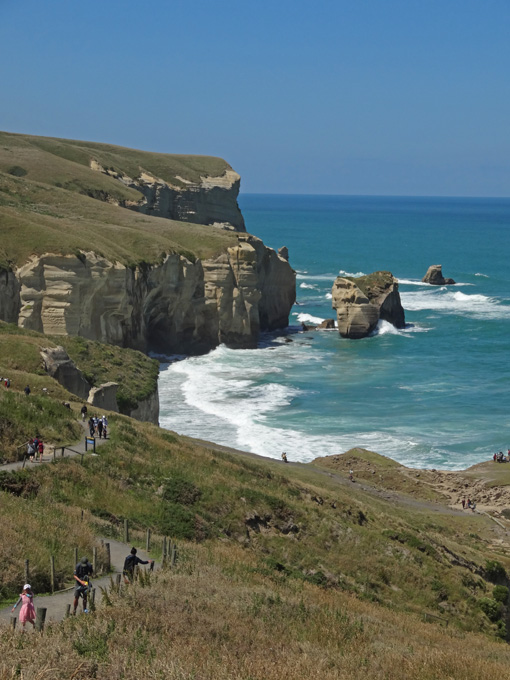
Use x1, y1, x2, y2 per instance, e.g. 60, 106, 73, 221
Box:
10, 548, 155, 626
27, 436, 45, 463
72, 549, 154, 614
86, 412, 108, 439
461, 498, 476, 511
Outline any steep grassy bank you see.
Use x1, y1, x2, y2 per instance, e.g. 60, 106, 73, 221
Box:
2, 327, 510, 677
2, 543, 510, 679
0, 322, 158, 450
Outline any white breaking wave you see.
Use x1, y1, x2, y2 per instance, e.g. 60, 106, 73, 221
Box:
299, 282, 318, 290
401, 288, 510, 319
475, 272, 489, 278
325, 293, 332, 299
370, 320, 405, 337
295, 312, 324, 324
397, 279, 429, 286
338, 269, 365, 278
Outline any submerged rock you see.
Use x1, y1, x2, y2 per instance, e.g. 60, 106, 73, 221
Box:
331, 271, 405, 339
422, 265, 456, 285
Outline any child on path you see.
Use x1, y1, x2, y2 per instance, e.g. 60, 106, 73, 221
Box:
37, 440, 44, 462
11, 584, 36, 630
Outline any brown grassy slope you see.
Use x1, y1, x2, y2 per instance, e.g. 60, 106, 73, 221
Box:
2, 544, 510, 680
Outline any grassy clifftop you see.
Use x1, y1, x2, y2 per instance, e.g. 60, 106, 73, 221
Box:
0, 131, 239, 269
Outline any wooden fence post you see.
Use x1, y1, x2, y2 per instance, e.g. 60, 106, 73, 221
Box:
162, 536, 167, 565
74, 547, 78, 568
116, 573, 122, 593
35, 607, 47, 632
65, 604, 71, 618
105, 542, 111, 572
10, 616, 16, 630
24, 559, 29, 584
92, 546, 97, 574
124, 519, 129, 543
146, 528, 151, 552
171, 543, 177, 567
50, 555, 55, 593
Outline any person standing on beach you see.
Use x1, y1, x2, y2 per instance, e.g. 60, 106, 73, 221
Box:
11, 584, 36, 630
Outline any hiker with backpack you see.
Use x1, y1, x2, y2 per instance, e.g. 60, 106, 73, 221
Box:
123, 547, 154, 583
73, 556, 93, 614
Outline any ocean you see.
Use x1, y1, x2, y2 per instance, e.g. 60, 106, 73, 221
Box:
159, 195, 510, 471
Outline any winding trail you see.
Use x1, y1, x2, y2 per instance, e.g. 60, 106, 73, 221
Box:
1, 421, 106, 473
0, 539, 154, 628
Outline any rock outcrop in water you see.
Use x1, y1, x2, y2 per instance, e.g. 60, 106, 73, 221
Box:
1, 235, 295, 355
331, 271, 405, 339
422, 265, 456, 285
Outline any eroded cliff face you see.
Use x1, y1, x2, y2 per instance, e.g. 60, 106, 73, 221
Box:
3, 236, 295, 355
90, 161, 246, 232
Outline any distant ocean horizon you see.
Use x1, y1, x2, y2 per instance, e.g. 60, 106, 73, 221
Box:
159, 194, 510, 471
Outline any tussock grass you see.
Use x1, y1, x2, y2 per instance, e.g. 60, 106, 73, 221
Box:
2, 543, 510, 678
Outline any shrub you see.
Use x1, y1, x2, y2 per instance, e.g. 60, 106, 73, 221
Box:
162, 476, 201, 505
7, 166, 27, 177
478, 597, 502, 622
485, 560, 507, 582
493, 585, 509, 603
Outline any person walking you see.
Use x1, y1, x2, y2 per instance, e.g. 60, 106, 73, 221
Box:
73, 556, 93, 614
24, 385, 31, 397
88, 416, 95, 437
123, 547, 154, 583
37, 440, 44, 462
97, 417, 103, 439
27, 439, 35, 463
101, 415, 108, 439
81, 404, 88, 421
11, 584, 36, 630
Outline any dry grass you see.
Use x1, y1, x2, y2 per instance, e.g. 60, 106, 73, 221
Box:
1, 543, 510, 679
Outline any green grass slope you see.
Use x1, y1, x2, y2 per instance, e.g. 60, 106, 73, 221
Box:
0, 132, 239, 270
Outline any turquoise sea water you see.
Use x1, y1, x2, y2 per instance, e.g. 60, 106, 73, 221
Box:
159, 195, 510, 470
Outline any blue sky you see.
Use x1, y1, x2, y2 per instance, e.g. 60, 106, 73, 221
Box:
1, 0, 509, 196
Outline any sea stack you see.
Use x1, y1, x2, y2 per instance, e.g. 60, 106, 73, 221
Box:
331, 271, 405, 339
422, 265, 456, 285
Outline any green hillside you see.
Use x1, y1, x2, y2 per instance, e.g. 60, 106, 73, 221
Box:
0, 132, 239, 270
2, 330, 510, 680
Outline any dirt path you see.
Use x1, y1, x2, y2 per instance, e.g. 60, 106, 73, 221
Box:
0, 539, 154, 629
1, 422, 108, 473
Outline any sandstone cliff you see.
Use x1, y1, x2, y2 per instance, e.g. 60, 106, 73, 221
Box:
332, 271, 405, 339
90, 161, 246, 231
0, 235, 295, 355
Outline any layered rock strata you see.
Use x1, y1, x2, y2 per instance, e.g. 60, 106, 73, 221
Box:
422, 265, 456, 285
2, 236, 295, 355
91, 161, 246, 231
332, 271, 405, 339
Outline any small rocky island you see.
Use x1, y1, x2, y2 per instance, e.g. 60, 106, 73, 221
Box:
332, 271, 405, 339
422, 264, 456, 285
